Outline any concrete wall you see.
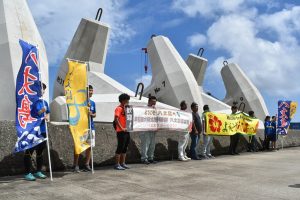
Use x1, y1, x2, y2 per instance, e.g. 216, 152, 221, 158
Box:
1, 120, 300, 176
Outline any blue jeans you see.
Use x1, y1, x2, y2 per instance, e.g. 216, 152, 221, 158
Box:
190, 134, 199, 159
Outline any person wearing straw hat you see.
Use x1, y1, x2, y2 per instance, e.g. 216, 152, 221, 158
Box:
24, 82, 50, 181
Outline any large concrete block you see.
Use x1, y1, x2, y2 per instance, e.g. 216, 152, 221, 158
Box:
221, 63, 269, 120
185, 53, 231, 112
185, 54, 208, 87
201, 92, 231, 111
53, 18, 110, 99
144, 36, 204, 109
0, 0, 49, 120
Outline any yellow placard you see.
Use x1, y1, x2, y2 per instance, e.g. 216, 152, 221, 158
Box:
64, 60, 89, 154
205, 112, 259, 136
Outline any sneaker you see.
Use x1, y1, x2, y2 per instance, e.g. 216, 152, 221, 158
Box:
184, 156, 191, 160
33, 171, 47, 179
24, 173, 36, 181
73, 165, 80, 173
82, 165, 92, 172
207, 154, 215, 159
202, 155, 210, 159
148, 160, 158, 164
178, 157, 188, 161
121, 164, 130, 169
114, 164, 125, 170
142, 160, 150, 165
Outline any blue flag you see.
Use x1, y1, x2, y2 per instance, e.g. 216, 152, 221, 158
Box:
277, 101, 291, 135
15, 39, 45, 152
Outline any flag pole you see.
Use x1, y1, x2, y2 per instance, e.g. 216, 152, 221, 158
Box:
86, 62, 94, 174
36, 45, 53, 181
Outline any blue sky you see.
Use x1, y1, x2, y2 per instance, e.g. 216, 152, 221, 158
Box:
28, 0, 300, 121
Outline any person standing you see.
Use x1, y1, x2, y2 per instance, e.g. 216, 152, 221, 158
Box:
201, 105, 214, 159
270, 116, 277, 151
178, 101, 191, 161
24, 82, 50, 181
140, 96, 158, 164
247, 111, 258, 152
190, 102, 202, 160
73, 85, 97, 173
228, 105, 240, 155
263, 116, 272, 151
84, 85, 96, 171
114, 93, 131, 170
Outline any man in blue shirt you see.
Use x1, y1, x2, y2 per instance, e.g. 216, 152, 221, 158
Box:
24, 82, 50, 181
270, 116, 277, 150
73, 85, 96, 172
86, 85, 96, 170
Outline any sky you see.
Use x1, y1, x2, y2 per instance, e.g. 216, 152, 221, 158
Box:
27, 0, 300, 122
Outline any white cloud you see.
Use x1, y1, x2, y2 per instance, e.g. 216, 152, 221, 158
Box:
205, 11, 300, 97
180, 0, 300, 99
27, 0, 135, 66
135, 74, 152, 89
172, 0, 245, 18
187, 33, 206, 47
161, 18, 185, 29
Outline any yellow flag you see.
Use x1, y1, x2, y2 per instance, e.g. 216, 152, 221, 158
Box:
290, 102, 298, 119
64, 60, 90, 154
205, 112, 259, 136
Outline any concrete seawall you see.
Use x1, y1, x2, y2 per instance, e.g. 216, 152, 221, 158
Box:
0, 120, 299, 176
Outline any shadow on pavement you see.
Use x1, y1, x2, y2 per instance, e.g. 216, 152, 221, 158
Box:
288, 184, 300, 188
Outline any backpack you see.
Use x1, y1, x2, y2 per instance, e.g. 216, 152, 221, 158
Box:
113, 119, 117, 130
113, 105, 122, 130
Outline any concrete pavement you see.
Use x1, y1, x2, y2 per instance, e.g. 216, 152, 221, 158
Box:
1, 147, 300, 200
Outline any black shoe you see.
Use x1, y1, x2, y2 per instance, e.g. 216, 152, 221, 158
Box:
142, 160, 150, 165
82, 165, 92, 172
234, 152, 240, 155
191, 157, 201, 160
148, 160, 158, 164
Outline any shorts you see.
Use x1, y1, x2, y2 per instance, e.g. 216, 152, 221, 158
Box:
116, 131, 130, 154
87, 130, 95, 147
267, 134, 276, 142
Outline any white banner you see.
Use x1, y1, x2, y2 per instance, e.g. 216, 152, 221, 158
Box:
126, 106, 192, 132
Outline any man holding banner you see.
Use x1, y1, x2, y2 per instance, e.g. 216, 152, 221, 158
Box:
24, 82, 50, 180
15, 40, 51, 181
64, 60, 91, 173
114, 93, 131, 170
228, 105, 240, 155
177, 101, 191, 161
140, 96, 158, 164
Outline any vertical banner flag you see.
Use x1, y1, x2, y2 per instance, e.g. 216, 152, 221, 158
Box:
277, 101, 298, 135
64, 60, 89, 154
15, 39, 44, 152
